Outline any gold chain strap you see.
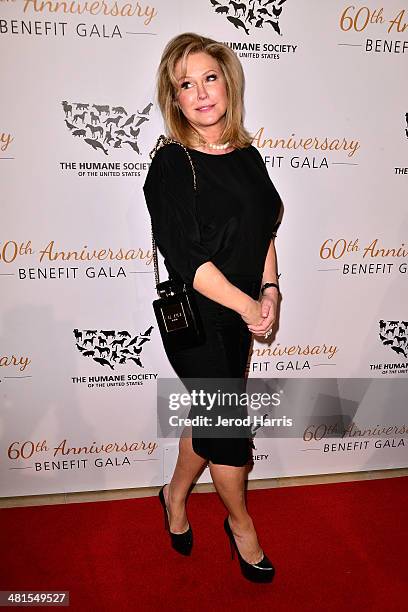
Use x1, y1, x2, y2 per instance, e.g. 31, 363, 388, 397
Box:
149, 134, 197, 292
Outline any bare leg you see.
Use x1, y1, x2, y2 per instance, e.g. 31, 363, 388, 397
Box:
209, 462, 263, 565
163, 428, 207, 533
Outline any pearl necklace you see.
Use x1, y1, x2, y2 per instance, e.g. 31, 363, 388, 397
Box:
204, 141, 230, 150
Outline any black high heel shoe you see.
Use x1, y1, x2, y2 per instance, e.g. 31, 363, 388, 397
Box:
158, 485, 193, 556
224, 517, 275, 583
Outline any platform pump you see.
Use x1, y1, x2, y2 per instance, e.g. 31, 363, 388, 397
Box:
224, 516, 275, 583
159, 484, 193, 556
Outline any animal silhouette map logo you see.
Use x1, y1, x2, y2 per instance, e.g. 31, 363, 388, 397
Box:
378, 320, 408, 359
74, 327, 154, 369
62, 101, 153, 155
209, 0, 287, 36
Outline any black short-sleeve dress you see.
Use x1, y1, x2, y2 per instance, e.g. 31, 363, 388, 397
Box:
143, 142, 281, 467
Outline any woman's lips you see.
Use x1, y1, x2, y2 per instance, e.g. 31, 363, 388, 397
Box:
196, 104, 214, 112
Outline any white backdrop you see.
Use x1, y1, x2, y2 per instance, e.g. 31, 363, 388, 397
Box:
1, 0, 407, 497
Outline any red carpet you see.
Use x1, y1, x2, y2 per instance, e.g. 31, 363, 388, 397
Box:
1, 476, 407, 611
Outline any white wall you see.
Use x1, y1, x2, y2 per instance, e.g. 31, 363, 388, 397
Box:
1, 0, 407, 496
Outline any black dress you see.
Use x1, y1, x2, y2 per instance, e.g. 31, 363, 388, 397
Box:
143, 142, 281, 467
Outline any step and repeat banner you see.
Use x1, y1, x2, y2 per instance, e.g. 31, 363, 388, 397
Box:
1, 0, 407, 497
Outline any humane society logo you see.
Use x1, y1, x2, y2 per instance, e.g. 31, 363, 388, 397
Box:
73, 326, 154, 370
369, 320, 408, 375
378, 320, 408, 359
208, 0, 298, 61
209, 0, 287, 35
60, 99, 155, 178
62, 100, 152, 156
394, 113, 408, 176
72, 326, 159, 388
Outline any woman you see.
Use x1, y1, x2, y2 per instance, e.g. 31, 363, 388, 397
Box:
143, 32, 281, 583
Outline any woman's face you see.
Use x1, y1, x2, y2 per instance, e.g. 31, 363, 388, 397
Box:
173, 51, 228, 135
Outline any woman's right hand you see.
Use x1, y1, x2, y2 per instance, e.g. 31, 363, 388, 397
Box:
240, 297, 264, 326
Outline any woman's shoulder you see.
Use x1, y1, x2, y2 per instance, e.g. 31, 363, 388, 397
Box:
243, 143, 263, 158
149, 141, 193, 174
145, 140, 196, 192
151, 139, 190, 161
243, 144, 269, 172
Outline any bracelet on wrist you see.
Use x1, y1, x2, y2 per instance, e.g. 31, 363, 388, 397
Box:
261, 282, 280, 295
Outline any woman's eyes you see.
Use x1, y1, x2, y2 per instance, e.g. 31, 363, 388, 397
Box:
180, 74, 217, 89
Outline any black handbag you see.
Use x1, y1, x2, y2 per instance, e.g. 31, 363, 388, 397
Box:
149, 135, 206, 352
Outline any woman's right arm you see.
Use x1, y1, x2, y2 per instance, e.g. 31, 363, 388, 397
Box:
192, 261, 263, 325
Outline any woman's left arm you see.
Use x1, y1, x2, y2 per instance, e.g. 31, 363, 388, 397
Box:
247, 239, 279, 335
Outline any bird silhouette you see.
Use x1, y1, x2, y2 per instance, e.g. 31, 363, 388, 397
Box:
134, 116, 149, 128
121, 114, 136, 128
65, 119, 77, 130
138, 103, 153, 115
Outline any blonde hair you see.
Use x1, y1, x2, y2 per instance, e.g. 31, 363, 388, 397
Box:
155, 32, 253, 149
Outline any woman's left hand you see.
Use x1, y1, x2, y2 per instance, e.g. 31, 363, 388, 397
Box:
247, 293, 278, 338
